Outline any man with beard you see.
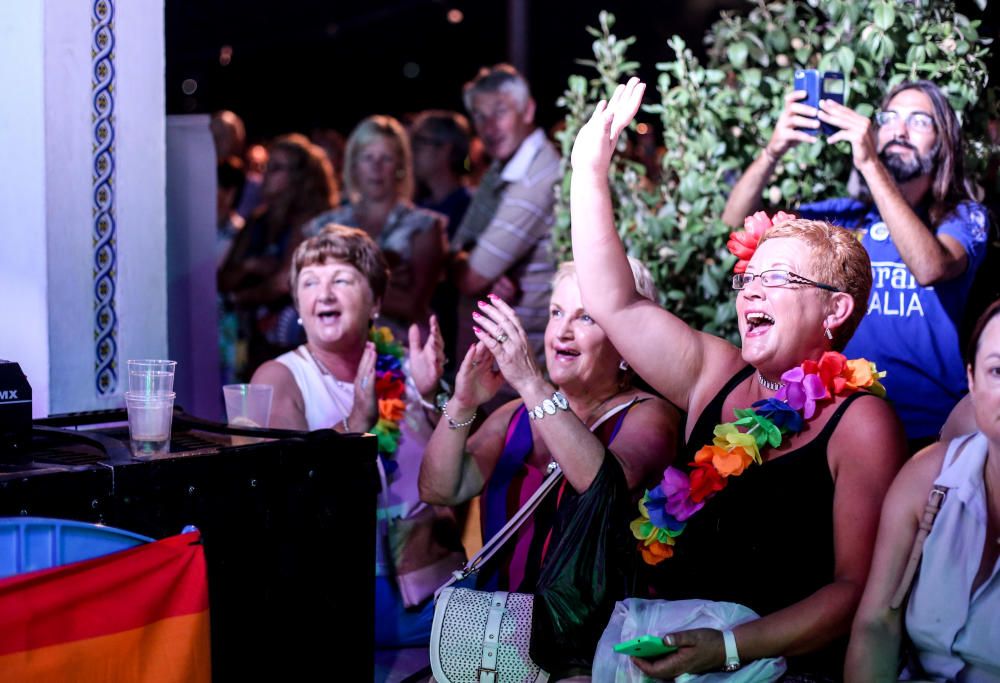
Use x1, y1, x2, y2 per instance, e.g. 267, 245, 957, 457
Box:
723, 80, 988, 451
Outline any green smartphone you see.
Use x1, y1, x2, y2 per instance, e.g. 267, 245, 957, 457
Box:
612, 634, 678, 658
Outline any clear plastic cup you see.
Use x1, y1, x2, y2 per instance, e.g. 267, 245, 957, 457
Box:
124, 391, 175, 458
127, 359, 177, 395
223, 384, 273, 429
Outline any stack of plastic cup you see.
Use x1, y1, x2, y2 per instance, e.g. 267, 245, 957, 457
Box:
124, 359, 177, 458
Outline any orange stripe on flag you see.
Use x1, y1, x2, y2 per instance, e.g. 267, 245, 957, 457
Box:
0, 531, 209, 656
0, 610, 211, 683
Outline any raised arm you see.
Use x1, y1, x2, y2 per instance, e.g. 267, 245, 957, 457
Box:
843, 444, 945, 681
570, 78, 738, 411
722, 90, 818, 227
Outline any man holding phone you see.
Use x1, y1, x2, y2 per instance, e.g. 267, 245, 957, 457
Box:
722, 79, 988, 452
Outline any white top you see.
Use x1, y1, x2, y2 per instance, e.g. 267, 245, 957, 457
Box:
275, 346, 354, 431
906, 431, 1000, 682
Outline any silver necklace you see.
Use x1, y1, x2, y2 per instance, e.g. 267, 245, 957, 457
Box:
757, 371, 784, 392
305, 346, 350, 391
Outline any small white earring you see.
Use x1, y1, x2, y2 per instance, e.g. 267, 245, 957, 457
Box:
619, 359, 629, 372
297, 317, 303, 326
824, 327, 833, 340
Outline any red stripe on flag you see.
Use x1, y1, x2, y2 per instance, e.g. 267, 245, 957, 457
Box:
0, 530, 209, 656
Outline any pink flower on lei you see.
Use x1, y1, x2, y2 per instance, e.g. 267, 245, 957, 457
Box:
775, 366, 829, 419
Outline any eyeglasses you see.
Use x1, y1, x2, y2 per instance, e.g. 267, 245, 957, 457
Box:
732, 269, 841, 292
875, 110, 935, 133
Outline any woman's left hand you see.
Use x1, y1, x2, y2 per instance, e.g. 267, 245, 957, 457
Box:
409, 314, 446, 398
472, 294, 542, 394
631, 629, 726, 680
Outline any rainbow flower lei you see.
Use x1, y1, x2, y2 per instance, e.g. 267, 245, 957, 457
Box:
632, 209, 887, 565
370, 326, 407, 461
631, 352, 886, 565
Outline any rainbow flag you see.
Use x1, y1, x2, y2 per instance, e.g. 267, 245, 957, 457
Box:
0, 530, 210, 682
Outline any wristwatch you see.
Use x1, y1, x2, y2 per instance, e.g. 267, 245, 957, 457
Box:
722, 630, 741, 672
527, 391, 569, 420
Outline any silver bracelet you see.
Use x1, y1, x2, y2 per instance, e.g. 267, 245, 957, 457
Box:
527, 391, 569, 421
442, 401, 476, 430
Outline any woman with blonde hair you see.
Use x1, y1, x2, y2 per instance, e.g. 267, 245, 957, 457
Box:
305, 115, 447, 341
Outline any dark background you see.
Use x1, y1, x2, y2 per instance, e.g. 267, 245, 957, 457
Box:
166, 0, 998, 144
165, 0, 744, 142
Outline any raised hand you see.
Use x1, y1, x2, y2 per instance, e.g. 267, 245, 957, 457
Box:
570, 77, 646, 175
450, 341, 505, 413
348, 341, 378, 432
766, 89, 821, 159
820, 98, 878, 168
471, 293, 543, 395
408, 314, 445, 398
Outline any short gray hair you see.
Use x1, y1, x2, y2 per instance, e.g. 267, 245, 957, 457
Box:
462, 63, 532, 114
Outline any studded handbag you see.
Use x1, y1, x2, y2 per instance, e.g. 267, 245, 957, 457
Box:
427, 464, 560, 683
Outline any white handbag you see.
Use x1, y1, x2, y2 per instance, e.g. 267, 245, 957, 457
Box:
430, 588, 548, 683
429, 400, 640, 683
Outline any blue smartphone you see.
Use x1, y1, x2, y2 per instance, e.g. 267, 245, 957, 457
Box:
794, 69, 844, 136
613, 634, 679, 658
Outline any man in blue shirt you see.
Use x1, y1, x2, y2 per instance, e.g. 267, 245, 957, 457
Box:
723, 80, 988, 451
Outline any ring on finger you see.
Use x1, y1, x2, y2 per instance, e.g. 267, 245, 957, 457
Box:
495, 332, 509, 344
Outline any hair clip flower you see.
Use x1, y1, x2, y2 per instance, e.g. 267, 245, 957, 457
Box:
727, 210, 797, 273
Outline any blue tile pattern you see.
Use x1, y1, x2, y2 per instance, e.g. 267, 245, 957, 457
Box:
92, 0, 117, 395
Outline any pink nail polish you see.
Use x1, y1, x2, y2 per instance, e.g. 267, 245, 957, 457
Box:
473, 325, 483, 334
477, 300, 488, 307
487, 293, 497, 299
472, 311, 480, 318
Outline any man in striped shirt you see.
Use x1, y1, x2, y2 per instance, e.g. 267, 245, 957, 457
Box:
451, 64, 561, 370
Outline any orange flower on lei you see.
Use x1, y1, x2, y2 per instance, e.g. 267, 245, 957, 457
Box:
803, 351, 887, 398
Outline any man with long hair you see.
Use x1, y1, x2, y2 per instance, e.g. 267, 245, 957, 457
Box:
723, 80, 989, 451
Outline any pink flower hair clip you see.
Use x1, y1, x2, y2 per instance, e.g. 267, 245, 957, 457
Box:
727, 210, 797, 274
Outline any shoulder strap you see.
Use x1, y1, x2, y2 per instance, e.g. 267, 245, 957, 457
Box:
434, 398, 640, 599
888, 432, 975, 609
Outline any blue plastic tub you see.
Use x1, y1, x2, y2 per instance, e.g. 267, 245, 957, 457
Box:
0, 517, 154, 579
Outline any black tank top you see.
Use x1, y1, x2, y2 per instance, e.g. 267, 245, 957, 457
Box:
647, 365, 867, 678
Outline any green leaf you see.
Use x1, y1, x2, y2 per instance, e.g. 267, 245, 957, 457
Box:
727, 42, 749, 68
837, 46, 855, 74
873, 1, 895, 31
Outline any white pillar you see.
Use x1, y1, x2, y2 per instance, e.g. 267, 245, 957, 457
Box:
0, 0, 166, 417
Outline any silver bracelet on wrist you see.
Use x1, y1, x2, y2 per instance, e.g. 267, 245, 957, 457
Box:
442, 401, 476, 430
527, 391, 569, 421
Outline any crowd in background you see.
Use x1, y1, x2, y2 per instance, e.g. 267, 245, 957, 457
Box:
206, 64, 999, 682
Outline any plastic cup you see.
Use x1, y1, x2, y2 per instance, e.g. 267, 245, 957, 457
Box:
223, 384, 273, 429
124, 391, 175, 458
127, 359, 177, 395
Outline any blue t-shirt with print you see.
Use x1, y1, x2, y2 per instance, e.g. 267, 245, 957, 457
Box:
798, 198, 989, 439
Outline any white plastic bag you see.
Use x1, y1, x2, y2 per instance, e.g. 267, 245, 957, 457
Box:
593, 598, 786, 683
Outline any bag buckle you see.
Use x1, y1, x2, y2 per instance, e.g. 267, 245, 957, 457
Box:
476, 667, 497, 683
